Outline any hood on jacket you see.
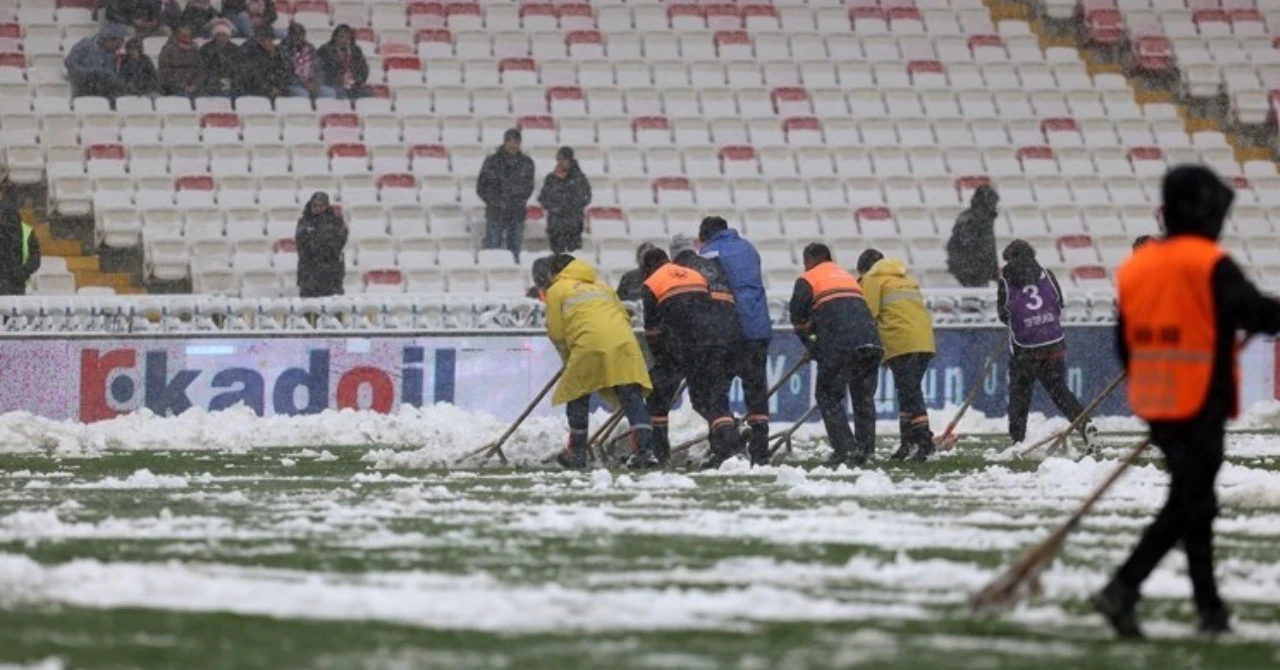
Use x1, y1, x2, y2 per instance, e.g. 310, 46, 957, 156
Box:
1001, 239, 1042, 287
970, 184, 999, 213
552, 257, 597, 285
301, 192, 336, 220
1162, 164, 1233, 241
864, 257, 907, 279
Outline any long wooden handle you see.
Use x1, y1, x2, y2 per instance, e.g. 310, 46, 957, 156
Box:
1018, 372, 1124, 458
937, 339, 1004, 440
471, 367, 564, 465
1064, 439, 1150, 530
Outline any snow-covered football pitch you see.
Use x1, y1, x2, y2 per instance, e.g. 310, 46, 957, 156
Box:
3, 404, 1280, 670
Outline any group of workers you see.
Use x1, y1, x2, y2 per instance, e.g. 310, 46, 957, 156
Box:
533, 164, 1280, 640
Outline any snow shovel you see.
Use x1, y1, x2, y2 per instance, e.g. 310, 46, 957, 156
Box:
598, 380, 689, 463
935, 340, 1004, 452
456, 368, 564, 466
669, 354, 810, 458
1016, 372, 1125, 460
767, 404, 820, 465
970, 439, 1151, 612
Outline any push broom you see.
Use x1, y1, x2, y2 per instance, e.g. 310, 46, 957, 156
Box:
456, 367, 564, 466
935, 340, 1004, 451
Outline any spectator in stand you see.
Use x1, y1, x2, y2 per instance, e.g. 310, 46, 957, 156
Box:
1133, 235, 1156, 251
65, 25, 128, 98
238, 27, 292, 99
946, 184, 1001, 288
318, 25, 371, 100
538, 147, 593, 254
177, 0, 218, 37
477, 129, 536, 259
159, 25, 204, 96
0, 200, 40, 296
199, 20, 239, 97
280, 23, 334, 100
614, 242, 655, 302
223, 0, 277, 39
119, 38, 160, 96
296, 192, 348, 298
105, 0, 165, 37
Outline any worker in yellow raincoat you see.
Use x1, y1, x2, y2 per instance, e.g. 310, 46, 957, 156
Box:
543, 254, 657, 469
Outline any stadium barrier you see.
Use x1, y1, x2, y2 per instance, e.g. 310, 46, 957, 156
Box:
4, 326, 1274, 424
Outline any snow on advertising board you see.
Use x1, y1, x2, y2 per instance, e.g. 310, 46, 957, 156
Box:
0, 329, 1273, 423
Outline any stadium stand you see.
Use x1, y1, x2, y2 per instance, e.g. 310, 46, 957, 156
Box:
0, 0, 1278, 301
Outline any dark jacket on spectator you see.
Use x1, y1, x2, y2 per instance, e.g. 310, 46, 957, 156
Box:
477, 148, 536, 223
237, 39, 292, 98
105, 0, 160, 27
199, 39, 239, 96
537, 160, 592, 251
296, 195, 348, 298
947, 185, 1001, 288
119, 50, 159, 96
0, 202, 40, 296
159, 35, 204, 95
177, 1, 218, 34
317, 36, 370, 95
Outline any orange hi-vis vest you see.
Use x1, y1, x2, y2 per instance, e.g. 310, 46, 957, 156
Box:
643, 263, 709, 303
802, 261, 865, 310
1117, 235, 1228, 421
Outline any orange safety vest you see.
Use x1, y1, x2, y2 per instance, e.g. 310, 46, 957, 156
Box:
1117, 235, 1229, 421
643, 263, 709, 303
801, 261, 864, 310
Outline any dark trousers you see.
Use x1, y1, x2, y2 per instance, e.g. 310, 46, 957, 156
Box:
1113, 420, 1226, 616
1008, 348, 1085, 443
547, 222, 583, 255
730, 339, 771, 459
648, 346, 733, 458
567, 383, 653, 451
483, 215, 525, 259
814, 347, 882, 458
888, 352, 934, 445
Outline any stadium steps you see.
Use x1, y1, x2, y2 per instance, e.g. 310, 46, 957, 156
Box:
39, 203, 149, 295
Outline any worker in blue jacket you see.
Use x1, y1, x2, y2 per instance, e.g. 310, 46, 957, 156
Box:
698, 216, 772, 466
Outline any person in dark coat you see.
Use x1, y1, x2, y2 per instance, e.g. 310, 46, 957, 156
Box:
317, 24, 371, 99
119, 38, 160, 96
105, 0, 165, 37
0, 200, 40, 296
238, 28, 292, 99
65, 25, 128, 98
159, 25, 204, 96
537, 146, 592, 254
177, 0, 219, 36
947, 185, 1001, 288
1094, 166, 1280, 639
615, 242, 655, 302
223, 0, 278, 39
641, 248, 741, 468
478, 129, 537, 259
295, 192, 348, 298
790, 243, 883, 468
996, 239, 1097, 451
199, 21, 239, 97
280, 23, 333, 100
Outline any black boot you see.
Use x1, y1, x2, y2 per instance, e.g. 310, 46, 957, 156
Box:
1091, 581, 1144, 639
910, 424, 935, 462
652, 421, 671, 466
1198, 607, 1232, 637
889, 442, 914, 461
702, 423, 742, 470
555, 430, 590, 470
748, 421, 770, 467
626, 427, 660, 470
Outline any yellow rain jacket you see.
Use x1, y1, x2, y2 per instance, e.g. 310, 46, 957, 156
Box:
545, 258, 652, 406
859, 258, 936, 362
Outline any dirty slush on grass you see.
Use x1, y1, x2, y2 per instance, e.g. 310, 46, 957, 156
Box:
2, 434, 1280, 670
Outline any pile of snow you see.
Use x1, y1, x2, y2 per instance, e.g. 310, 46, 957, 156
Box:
72, 469, 189, 490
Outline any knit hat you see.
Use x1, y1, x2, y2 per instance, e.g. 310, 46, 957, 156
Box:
212, 20, 233, 37
556, 146, 574, 161
100, 24, 129, 42
1162, 164, 1233, 241
504, 128, 522, 143
669, 233, 696, 257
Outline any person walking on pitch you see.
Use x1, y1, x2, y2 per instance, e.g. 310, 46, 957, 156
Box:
543, 254, 659, 470
641, 248, 740, 468
997, 240, 1098, 453
857, 249, 937, 462
1093, 165, 1280, 638
790, 244, 884, 468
